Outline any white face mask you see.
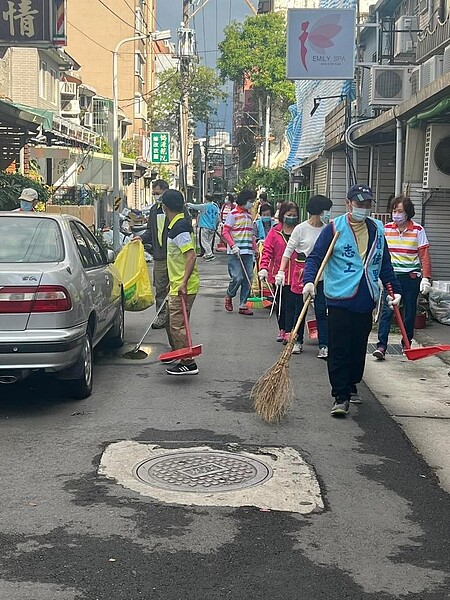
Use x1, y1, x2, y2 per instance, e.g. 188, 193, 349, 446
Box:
351, 206, 371, 222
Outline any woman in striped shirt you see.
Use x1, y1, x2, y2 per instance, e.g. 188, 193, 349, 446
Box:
373, 195, 432, 360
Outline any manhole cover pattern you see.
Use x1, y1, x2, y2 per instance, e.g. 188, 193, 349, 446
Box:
133, 451, 273, 493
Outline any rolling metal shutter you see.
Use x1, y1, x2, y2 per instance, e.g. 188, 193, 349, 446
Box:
313, 159, 329, 196
423, 190, 450, 280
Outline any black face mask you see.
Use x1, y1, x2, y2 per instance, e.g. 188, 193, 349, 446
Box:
284, 216, 299, 226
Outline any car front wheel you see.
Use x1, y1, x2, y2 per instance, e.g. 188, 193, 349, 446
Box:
63, 332, 93, 400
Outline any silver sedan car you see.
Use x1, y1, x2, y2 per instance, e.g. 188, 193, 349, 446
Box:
0, 212, 124, 399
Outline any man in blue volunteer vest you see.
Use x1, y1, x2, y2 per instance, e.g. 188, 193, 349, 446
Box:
303, 185, 402, 417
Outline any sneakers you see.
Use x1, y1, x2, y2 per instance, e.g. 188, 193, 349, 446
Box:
317, 346, 328, 359
372, 347, 386, 360
350, 385, 362, 404
292, 342, 302, 354
151, 315, 167, 329
276, 329, 285, 342
331, 398, 350, 417
282, 332, 291, 345
239, 307, 253, 315
166, 362, 199, 376
204, 254, 215, 261
225, 296, 233, 312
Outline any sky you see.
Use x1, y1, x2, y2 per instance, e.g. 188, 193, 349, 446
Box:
155, 0, 259, 133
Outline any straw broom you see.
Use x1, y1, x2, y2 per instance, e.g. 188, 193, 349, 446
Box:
251, 231, 340, 423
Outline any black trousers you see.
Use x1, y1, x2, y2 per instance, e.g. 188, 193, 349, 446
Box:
276, 285, 302, 338
327, 306, 373, 401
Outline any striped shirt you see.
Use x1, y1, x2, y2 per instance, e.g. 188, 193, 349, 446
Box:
384, 220, 429, 274
224, 206, 254, 255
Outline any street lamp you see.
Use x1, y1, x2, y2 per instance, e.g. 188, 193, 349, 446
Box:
112, 30, 171, 252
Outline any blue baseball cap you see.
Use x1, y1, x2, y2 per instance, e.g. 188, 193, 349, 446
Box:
347, 184, 374, 202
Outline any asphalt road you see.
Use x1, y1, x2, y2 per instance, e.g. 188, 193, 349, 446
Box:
0, 255, 449, 600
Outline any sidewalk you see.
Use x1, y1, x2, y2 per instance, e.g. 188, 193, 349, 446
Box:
363, 320, 450, 493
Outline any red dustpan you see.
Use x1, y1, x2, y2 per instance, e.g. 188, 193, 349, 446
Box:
159, 293, 202, 362
386, 283, 450, 361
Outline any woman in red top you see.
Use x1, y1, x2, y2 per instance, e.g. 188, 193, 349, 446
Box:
258, 202, 304, 353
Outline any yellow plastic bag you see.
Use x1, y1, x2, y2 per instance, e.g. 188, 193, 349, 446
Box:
114, 240, 154, 311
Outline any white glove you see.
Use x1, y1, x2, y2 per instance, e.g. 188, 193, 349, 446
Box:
275, 270, 285, 286
303, 282, 316, 300
231, 245, 240, 256
387, 293, 401, 310
258, 269, 268, 281
420, 277, 431, 295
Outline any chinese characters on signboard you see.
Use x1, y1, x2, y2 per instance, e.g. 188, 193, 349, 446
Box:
150, 132, 170, 164
286, 9, 356, 80
0, 0, 66, 47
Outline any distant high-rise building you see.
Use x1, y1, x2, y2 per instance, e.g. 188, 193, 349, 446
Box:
66, 0, 156, 139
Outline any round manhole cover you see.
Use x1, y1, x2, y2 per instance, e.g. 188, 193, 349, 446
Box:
133, 450, 273, 493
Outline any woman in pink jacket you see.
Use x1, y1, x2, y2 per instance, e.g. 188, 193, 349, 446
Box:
258, 202, 304, 354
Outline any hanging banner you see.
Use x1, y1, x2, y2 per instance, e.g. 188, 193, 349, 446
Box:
286, 8, 356, 80
0, 0, 66, 47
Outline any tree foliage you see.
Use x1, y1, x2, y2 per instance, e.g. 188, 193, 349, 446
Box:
238, 166, 289, 196
0, 172, 50, 211
218, 13, 295, 104
149, 66, 226, 134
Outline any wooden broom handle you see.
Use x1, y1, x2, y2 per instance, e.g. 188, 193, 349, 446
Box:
386, 283, 410, 350
291, 231, 340, 339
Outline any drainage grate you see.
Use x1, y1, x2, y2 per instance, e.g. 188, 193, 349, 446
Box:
367, 343, 404, 355
133, 450, 273, 493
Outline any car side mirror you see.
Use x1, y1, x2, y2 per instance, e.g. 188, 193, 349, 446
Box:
106, 249, 115, 264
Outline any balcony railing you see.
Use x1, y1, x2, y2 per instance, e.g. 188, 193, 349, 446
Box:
61, 81, 77, 98
417, 14, 450, 61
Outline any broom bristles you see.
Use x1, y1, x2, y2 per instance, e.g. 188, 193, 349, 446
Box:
250, 345, 294, 422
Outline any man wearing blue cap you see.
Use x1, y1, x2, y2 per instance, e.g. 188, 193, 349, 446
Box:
303, 185, 402, 417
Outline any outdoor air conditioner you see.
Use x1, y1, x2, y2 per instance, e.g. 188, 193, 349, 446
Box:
423, 124, 450, 189
410, 66, 420, 95
83, 112, 93, 127
394, 16, 418, 56
370, 66, 412, 106
443, 45, 450, 74
419, 55, 443, 89
61, 99, 81, 115
61, 81, 77, 97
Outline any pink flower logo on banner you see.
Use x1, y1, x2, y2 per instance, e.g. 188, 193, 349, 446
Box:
299, 14, 343, 71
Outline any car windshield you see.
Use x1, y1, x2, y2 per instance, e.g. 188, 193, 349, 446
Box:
0, 217, 64, 263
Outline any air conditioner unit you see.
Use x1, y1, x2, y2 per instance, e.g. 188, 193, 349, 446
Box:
61, 99, 81, 115
423, 124, 450, 189
61, 81, 77, 97
410, 66, 420, 95
394, 16, 418, 56
420, 55, 443, 89
443, 45, 450, 74
83, 112, 93, 127
370, 66, 411, 106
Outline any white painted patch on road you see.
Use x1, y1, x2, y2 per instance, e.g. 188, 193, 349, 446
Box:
99, 442, 324, 514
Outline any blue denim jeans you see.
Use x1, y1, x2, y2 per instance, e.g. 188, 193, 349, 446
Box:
314, 281, 328, 349
227, 253, 254, 307
377, 273, 419, 349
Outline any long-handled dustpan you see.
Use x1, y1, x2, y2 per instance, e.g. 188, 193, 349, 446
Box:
386, 283, 450, 361
131, 295, 168, 354
158, 293, 202, 362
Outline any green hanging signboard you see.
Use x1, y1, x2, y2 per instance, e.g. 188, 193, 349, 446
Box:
150, 132, 170, 164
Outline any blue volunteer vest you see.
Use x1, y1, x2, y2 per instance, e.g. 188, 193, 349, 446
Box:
324, 214, 385, 301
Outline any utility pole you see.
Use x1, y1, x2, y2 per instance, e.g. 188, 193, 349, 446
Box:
179, 0, 191, 196
204, 118, 210, 197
